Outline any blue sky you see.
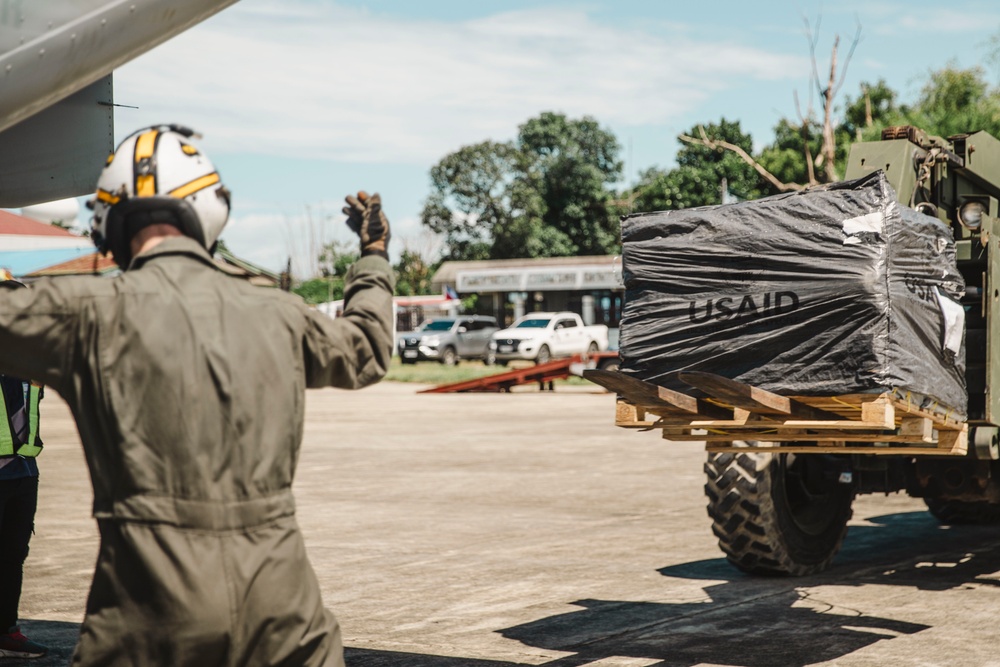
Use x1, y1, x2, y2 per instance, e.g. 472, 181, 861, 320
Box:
72, 0, 1000, 275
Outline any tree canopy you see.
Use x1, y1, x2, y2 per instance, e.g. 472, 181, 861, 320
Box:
410, 62, 1000, 270
631, 119, 773, 212
625, 65, 1000, 217
292, 241, 356, 305
421, 112, 622, 261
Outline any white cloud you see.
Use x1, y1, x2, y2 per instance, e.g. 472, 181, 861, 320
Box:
115, 1, 807, 164
857, 1, 1000, 35
221, 206, 426, 276
898, 10, 1000, 32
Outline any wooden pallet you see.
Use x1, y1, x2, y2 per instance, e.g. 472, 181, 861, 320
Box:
583, 369, 968, 456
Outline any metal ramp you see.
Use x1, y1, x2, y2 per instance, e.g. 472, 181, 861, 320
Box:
420, 354, 619, 393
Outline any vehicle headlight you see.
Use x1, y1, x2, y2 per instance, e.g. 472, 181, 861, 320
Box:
423, 336, 440, 347
489, 341, 497, 350
959, 201, 986, 230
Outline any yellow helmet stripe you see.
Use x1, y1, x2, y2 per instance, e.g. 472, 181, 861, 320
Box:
135, 175, 155, 197
96, 189, 120, 205
169, 172, 220, 199
133, 129, 159, 197
134, 129, 158, 162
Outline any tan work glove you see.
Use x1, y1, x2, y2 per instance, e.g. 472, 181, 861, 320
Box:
343, 191, 391, 259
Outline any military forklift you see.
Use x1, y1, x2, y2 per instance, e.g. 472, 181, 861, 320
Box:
588, 126, 1000, 576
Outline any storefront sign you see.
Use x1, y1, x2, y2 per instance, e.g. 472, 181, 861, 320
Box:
526, 271, 577, 289
456, 265, 622, 293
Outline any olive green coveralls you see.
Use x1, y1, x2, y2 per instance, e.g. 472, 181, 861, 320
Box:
0, 237, 395, 666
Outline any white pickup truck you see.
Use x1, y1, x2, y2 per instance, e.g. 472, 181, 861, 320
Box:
488, 312, 609, 365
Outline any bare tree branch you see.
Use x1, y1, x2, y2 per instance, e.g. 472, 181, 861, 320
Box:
819, 35, 840, 182
679, 126, 804, 193
861, 83, 873, 139
793, 90, 818, 186
832, 19, 863, 98
802, 13, 864, 183
676, 14, 863, 193
803, 14, 823, 99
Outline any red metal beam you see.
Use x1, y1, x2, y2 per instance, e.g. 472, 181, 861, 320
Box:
419, 355, 584, 393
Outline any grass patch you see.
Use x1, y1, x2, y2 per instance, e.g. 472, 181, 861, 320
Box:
385, 357, 509, 384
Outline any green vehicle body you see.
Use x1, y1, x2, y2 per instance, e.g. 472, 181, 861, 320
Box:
697, 127, 1000, 576
845, 126, 1000, 433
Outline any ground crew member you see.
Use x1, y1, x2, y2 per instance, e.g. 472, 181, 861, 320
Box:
0, 276, 48, 660
0, 124, 395, 666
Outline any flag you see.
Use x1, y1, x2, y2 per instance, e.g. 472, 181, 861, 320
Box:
444, 285, 459, 300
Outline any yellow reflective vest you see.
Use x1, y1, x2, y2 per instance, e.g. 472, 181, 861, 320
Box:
0, 380, 42, 457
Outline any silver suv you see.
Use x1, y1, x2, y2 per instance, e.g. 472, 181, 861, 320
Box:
398, 316, 500, 365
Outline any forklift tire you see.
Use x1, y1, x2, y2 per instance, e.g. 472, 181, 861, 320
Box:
705, 448, 854, 576
924, 498, 1000, 525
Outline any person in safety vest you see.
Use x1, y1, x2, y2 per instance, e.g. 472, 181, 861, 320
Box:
0, 125, 394, 667
0, 275, 48, 660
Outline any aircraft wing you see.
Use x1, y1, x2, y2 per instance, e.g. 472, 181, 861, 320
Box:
0, 0, 240, 207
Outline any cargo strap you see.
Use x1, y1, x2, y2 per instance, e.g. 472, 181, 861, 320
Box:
0, 382, 42, 457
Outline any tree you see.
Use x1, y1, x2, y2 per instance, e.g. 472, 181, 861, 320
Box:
677, 18, 862, 190
317, 240, 357, 279
840, 79, 897, 141
422, 140, 519, 261
630, 119, 772, 212
292, 240, 357, 305
901, 66, 1000, 139
808, 24, 861, 183
394, 249, 436, 296
838, 67, 1000, 144
293, 277, 344, 305
756, 117, 822, 188
421, 112, 623, 260
518, 112, 623, 255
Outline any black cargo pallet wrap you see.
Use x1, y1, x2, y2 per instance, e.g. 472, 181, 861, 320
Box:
620, 171, 968, 419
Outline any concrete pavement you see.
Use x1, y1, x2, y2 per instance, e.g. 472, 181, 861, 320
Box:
12, 381, 1000, 666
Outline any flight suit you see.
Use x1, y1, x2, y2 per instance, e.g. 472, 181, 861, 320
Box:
0, 237, 395, 666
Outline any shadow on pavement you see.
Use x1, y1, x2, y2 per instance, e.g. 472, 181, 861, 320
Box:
17, 512, 1000, 667
495, 510, 1000, 667
345, 648, 530, 666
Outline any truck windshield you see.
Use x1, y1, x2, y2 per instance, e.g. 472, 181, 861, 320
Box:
423, 320, 455, 331
515, 319, 551, 328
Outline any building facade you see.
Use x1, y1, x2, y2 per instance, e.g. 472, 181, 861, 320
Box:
431, 255, 624, 345
0, 210, 94, 277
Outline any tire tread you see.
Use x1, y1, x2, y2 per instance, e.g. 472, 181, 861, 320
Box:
705, 447, 853, 576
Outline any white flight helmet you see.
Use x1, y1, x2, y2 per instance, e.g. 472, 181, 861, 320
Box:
90, 124, 231, 268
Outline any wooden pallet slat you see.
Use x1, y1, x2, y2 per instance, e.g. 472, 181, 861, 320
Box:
615, 402, 658, 428
676, 371, 847, 421
590, 369, 970, 457
937, 427, 969, 455
585, 369, 732, 419
861, 396, 896, 429
666, 431, 937, 443
899, 416, 934, 443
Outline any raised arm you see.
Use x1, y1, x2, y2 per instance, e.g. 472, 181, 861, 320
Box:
303, 255, 395, 388
302, 191, 396, 388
